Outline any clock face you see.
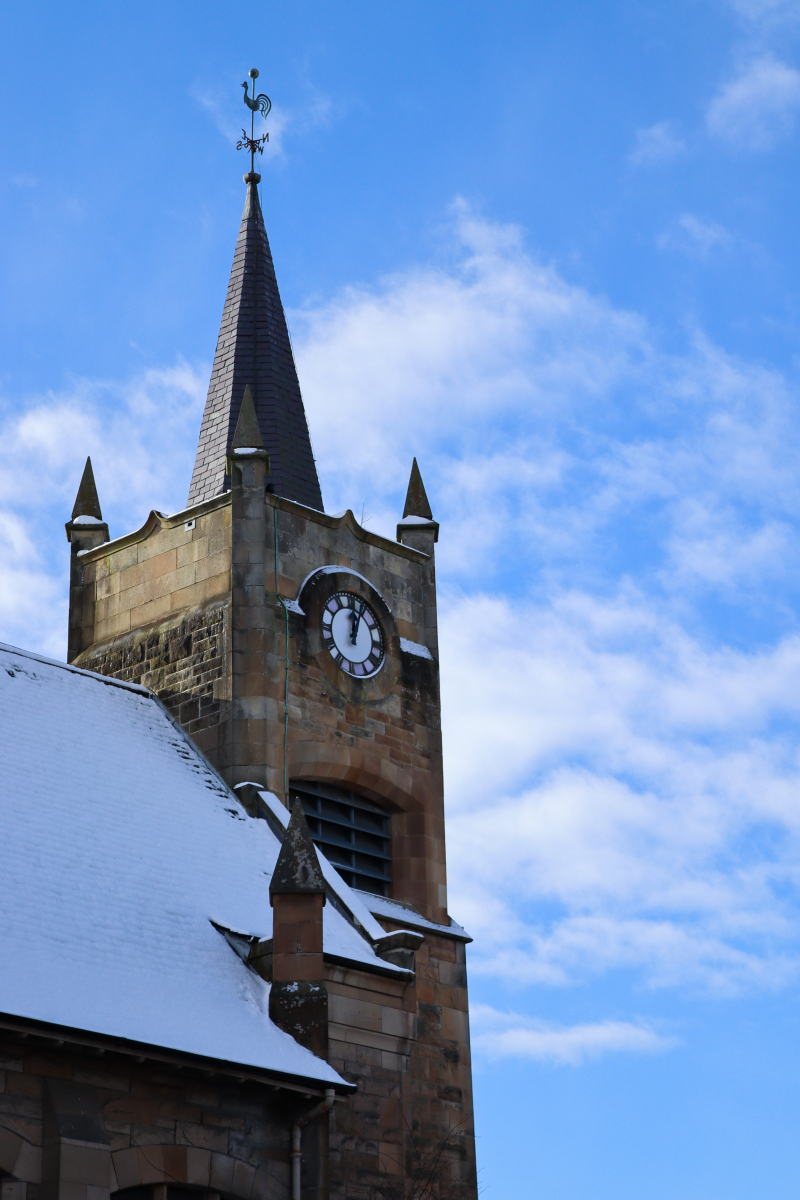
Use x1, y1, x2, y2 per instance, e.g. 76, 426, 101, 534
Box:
322, 591, 385, 677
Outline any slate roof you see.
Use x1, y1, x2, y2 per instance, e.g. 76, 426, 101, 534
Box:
0, 643, 398, 1086
187, 179, 323, 511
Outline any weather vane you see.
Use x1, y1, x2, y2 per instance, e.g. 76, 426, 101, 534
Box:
237, 68, 272, 176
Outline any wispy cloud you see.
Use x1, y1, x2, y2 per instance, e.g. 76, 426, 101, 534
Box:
707, 56, 800, 149
730, 0, 800, 25
657, 213, 732, 257
0, 362, 205, 657
191, 79, 335, 164
629, 121, 686, 166
471, 1005, 676, 1065
441, 591, 800, 991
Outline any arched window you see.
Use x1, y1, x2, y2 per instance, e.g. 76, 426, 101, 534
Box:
289, 781, 391, 896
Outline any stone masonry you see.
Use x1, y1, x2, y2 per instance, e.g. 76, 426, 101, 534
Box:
0, 1032, 320, 1200
66, 468, 477, 1200
82, 600, 228, 743
324, 927, 475, 1200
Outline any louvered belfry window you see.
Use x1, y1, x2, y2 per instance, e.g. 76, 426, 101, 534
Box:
289, 781, 392, 896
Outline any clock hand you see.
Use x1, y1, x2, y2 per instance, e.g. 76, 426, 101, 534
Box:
350, 600, 366, 645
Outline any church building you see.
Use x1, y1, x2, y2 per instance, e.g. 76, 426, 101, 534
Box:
0, 96, 477, 1200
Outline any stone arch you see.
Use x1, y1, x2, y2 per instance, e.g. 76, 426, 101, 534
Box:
110, 1146, 272, 1200
288, 743, 424, 813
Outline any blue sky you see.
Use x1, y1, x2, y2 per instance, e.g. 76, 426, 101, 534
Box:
4, 1, 800, 1196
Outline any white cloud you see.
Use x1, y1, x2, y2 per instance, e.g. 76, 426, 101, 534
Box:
471, 1005, 676, 1065
0, 362, 205, 657
437, 587, 800, 991
657, 213, 731, 257
629, 121, 686, 166
294, 198, 648, 508
731, 0, 800, 23
706, 56, 800, 149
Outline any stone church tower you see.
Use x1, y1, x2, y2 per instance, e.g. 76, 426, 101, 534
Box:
64, 158, 475, 1198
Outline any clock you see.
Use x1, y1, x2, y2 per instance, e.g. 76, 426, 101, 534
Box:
322, 591, 385, 677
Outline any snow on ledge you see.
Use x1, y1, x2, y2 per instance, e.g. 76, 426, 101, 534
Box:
399, 637, 434, 661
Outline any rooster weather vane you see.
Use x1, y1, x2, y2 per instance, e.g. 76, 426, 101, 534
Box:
237, 68, 272, 175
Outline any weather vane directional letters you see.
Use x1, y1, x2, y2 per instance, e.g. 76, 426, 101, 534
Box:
237, 68, 272, 175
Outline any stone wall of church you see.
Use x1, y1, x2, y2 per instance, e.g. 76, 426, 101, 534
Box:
0, 1035, 299, 1200
326, 929, 476, 1200
71, 499, 231, 656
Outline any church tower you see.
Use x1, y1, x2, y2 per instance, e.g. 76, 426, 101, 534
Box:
65, 112, 475, 1200
67, 167, 447, 926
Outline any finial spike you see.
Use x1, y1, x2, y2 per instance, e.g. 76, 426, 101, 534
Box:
71, 456, 103, 521
231, 385, 265, 450
270, 800, 327, 899
402, 458, 433, 520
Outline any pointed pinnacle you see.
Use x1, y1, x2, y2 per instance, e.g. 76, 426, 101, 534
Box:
231, 384, 265, 451
402, 457, 433, 520
270, 800, 326, 899
71, 457, 103, 521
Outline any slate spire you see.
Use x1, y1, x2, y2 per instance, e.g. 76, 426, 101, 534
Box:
187, 175, 323, 511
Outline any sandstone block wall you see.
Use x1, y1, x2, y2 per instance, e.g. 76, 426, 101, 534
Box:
0, 1038, 295, 1200
326, 928, 476, 1200
72, 502, 231, 652
269, 499, 445, 924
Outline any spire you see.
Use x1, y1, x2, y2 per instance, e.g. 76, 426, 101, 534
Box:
402, 457, 433, 520
65, 456, 109, 665
71, 457, 103, 521
187, 177, 323, 511
231, 384, 264, 450
270, 800, 327, 901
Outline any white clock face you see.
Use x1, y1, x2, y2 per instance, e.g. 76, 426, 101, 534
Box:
322, 591, 384, 677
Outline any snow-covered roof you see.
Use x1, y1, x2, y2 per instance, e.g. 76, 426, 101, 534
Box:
0, 642, 386, 1089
